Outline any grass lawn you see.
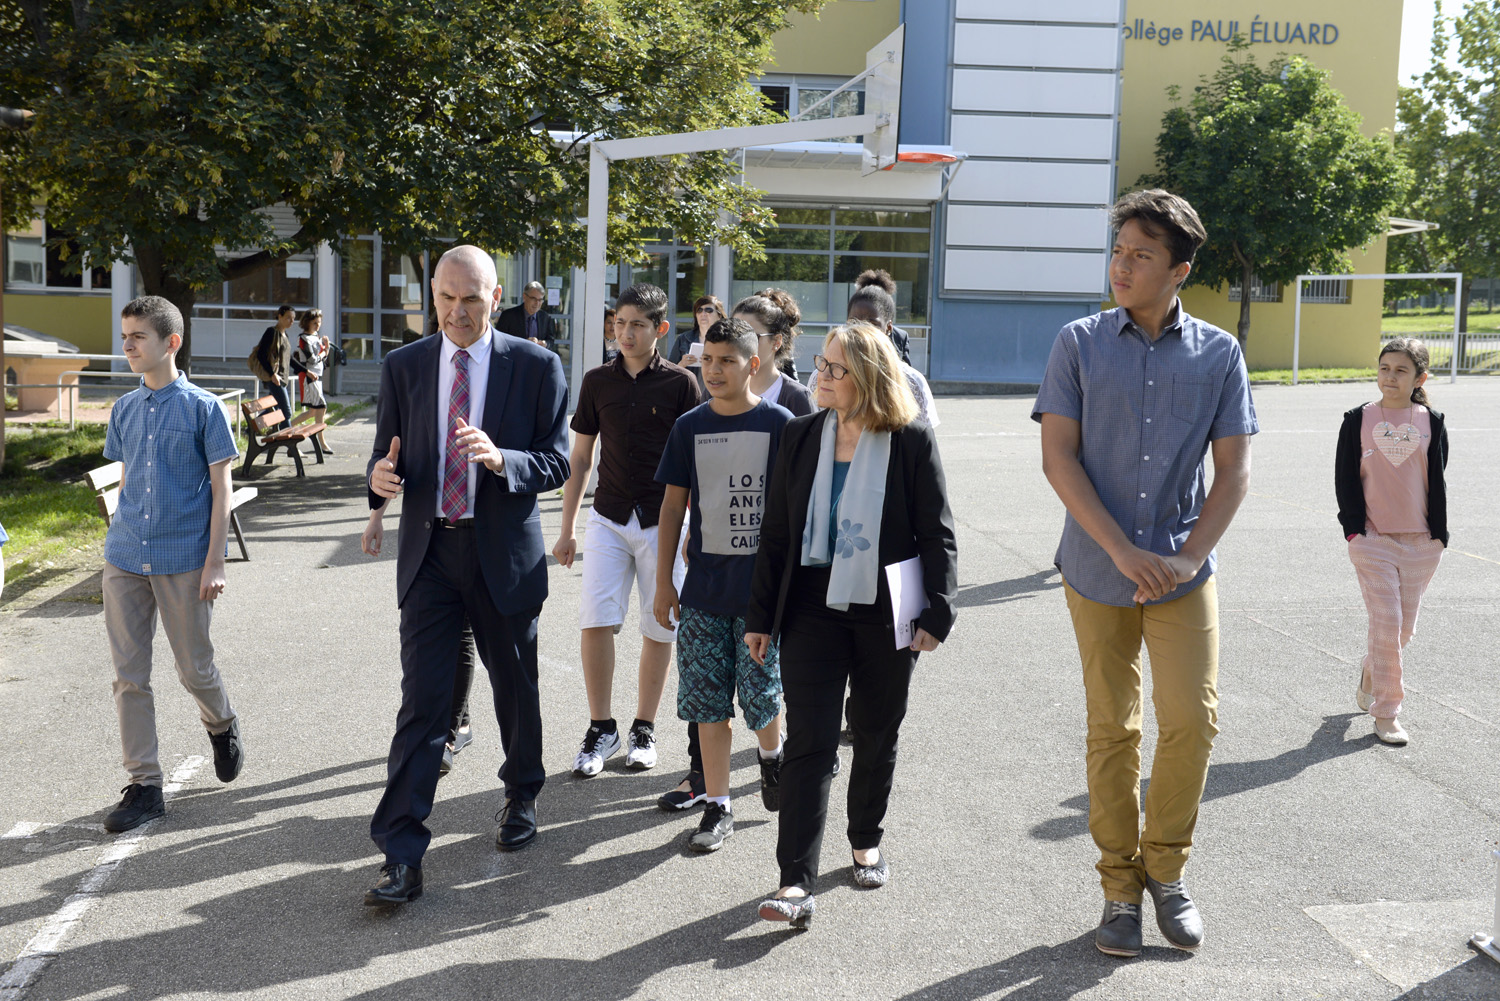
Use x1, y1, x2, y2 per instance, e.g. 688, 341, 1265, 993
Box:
1, 424, 111, 586
1249, 367, 1376, 384
1381, 310, 1500, 335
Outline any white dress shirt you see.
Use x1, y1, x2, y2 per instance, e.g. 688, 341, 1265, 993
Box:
435, 327, 492, 519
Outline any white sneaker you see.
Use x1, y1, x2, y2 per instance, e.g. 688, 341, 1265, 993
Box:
1374, 718, 1408, 745
1356, 667, 1373, 713
625, 722, 658, 770
572, 725, 621, 777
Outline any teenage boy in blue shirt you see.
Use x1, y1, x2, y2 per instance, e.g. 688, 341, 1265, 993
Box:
1033, 190, 1257, 958
100, 296, 245, 833
654, 317, 794, 852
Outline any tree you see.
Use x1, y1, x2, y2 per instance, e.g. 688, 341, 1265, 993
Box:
1139, 40, 1408, 346
0, 0, 818, 371
1390, 4, 1500, 333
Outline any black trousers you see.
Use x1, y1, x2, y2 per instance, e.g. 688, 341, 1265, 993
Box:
776, 571, 918, 892
370, 527, 544, 867
265, 382, 292, 430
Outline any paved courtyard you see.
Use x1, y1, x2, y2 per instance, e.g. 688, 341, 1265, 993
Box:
3, 380, 1499, 1000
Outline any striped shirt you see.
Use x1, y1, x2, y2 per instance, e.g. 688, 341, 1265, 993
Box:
104, 375, 238, 575
1031, 303, 1259, 607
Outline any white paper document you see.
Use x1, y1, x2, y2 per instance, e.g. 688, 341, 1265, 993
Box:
884, 557, 929, 650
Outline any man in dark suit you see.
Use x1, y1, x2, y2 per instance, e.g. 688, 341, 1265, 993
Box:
363, 245, 570, 906
496, 280, 556, 348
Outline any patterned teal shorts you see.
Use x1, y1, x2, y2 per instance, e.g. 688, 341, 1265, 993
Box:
676, 606, 782, 731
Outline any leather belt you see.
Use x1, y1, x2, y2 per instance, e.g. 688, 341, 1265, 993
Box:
434, 517, 474, 529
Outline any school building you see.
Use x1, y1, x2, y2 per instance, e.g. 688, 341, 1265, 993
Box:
2, 0, 1405, 391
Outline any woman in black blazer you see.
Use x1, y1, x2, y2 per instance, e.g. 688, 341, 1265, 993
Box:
745, 321, 957, 929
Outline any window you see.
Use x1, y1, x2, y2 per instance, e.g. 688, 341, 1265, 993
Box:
732, 206, 932, 346
189, 253, 318, 361
4, 221, 112, 292
756, 76, 866, 142
1227, 274, 1282, 303
1301, 278, 1350, 304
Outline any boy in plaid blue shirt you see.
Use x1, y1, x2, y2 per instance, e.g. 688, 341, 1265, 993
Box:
100, 296, 245, 833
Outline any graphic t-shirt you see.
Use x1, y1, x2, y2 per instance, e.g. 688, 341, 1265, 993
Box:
655, 398, 794, 616
1359, 401, 1432, 535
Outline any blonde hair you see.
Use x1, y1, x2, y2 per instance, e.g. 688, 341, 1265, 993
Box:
822, 321, 919, 432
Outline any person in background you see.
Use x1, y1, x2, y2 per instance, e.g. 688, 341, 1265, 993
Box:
1335, 337, 1448, 747
737, 292, 815, 418
668, 294, 726, 395
497, 281, 556, 348
808, 287, 939, 429
250, 304, 296, 430
603, 306, 619, 364
746, 321, 958, 930
854, 270, 910, 363
292, 308, 334, 454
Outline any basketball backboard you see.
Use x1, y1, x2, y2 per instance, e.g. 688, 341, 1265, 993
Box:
862, 24, 904, 176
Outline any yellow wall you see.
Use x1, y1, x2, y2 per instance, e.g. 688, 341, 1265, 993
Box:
764, 0, 901, 76
1118, 0, 1404, 369
3, 293, 115, 356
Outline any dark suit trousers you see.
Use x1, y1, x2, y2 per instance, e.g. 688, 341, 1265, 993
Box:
776, 568, 917, 893
370, 527, 545, 867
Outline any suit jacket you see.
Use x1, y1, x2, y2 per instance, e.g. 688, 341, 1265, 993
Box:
746, 410, 957, 642
496, 304, 557, 347
367, 330, 571, 614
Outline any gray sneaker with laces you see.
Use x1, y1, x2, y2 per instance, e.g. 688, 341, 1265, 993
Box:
689, 802, 734, 852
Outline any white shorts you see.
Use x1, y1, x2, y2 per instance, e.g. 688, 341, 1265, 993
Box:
579, 507, 687, 643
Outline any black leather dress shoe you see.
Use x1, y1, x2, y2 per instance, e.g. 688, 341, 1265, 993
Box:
363, 863, 422, 906
496, 798, 537, 852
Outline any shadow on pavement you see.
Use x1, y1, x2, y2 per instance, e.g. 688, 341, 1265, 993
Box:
893, 931, 1188, 1000
1394, 953, 1500, 999
954, 569, 1062, 609
1029, 713, 1371, 841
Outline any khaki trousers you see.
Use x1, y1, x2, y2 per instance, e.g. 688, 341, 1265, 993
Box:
1064, 576, 1219, 902
103, 562, 236, 786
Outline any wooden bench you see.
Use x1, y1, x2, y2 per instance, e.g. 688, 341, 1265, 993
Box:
239, 395, 327, 477
85, 462, 257, 561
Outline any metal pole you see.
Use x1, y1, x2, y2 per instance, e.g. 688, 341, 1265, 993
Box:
576, 144, 610, 411
1452, 273, 1462, 384
1292, 277, 1304, 386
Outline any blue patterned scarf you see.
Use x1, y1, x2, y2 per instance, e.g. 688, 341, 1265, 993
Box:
801, 412, 890, 610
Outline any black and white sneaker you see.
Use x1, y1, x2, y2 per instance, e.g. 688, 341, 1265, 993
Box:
624, 721, 657, 770
759, 751, 783, 811
689, 802, 734, 852
657, 771, 707, 811
572, 724, 621, 777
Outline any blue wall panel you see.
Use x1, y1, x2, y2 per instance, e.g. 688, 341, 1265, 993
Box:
898, 0, 952, 146
929, 298, 1098, 384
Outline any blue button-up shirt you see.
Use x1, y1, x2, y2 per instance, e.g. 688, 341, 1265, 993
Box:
103, 375, 239, 576
1031, 303, 1259, 607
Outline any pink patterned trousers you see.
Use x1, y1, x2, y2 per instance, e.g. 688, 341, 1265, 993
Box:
1348, 531, 1444, 720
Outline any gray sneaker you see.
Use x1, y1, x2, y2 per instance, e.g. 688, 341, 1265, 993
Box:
1145, 875, 1204, 951
1095, 900, 1142, 958
689, 802, 734, 852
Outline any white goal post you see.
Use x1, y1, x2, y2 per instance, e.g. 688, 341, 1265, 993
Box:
1291, 272, 1463, 386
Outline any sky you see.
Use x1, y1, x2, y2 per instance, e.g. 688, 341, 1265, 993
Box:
1399, 0, 1467, 85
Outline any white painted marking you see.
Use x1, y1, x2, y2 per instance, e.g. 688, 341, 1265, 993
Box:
1, 823, 42, 840
0, 756, 206, 1001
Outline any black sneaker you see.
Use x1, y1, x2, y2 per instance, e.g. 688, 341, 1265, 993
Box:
103, 784, 165, 833
208, 719, 244, 783
689, 802, 734, 852
759, 751, 783, 812
657, 771, 707, 811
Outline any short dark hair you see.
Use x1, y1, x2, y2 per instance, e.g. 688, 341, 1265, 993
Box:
298, 308, 323, 332
616, 283, 668, 326
1110, 189, 1207, 268
276, 303, 296, 317
847, 285, 895, 329
120, 296, 183, 341
703, 317, 758, 361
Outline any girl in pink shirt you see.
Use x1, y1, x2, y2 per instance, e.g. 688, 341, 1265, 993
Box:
1333, 338, 1449, 745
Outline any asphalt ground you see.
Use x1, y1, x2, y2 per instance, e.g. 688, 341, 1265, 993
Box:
3, 380, 1500, 1000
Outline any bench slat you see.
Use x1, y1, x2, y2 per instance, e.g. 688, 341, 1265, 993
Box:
85, 461, 123, 493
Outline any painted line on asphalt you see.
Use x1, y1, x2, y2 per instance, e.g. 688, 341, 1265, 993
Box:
0, 755, 206, 1001
1, 824, 43, 840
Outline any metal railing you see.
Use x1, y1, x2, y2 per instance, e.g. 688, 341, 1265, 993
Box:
7, 369, 259, 433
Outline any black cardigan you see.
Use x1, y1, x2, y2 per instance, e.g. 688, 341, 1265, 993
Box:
746, 410, 958, 642
1334, 403, 1448, 545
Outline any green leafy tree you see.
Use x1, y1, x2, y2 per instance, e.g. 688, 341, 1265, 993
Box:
1139, 40, 1409, 347
0, 0, 817, 371
1390, 4, 1500, 332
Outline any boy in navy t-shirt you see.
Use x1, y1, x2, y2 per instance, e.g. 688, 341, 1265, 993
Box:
654, 318, 794, 853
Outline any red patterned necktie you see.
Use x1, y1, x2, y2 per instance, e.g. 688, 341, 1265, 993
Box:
441, 349, 470, 520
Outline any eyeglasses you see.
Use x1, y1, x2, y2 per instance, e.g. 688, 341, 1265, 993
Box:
812, 355, 849, 381
696, 305, 719, 314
